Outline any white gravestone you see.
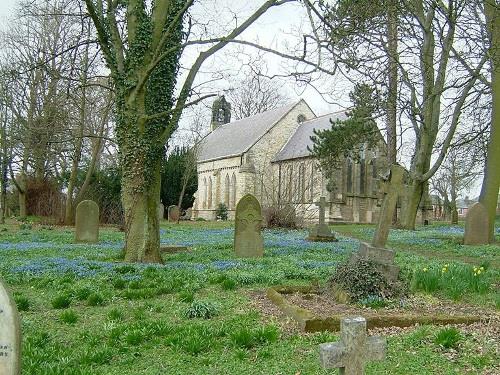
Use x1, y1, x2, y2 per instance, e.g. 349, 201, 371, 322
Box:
319, 317, 386, 375
0, 278, 21, 375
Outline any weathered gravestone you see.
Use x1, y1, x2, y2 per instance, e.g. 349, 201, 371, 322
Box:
0, 278, 21, 375
75, 200, 99, 243
308, 196, 337, 242
234, 194, 263, 258
181, 208, 192, 221
356, 165, 404, 282
168, 205, 181, 222
158, 203, 164, 221
319, 316, 386, 375
464, 202, 490, 245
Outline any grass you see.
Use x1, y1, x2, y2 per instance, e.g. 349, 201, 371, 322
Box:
0, 219, 498, 374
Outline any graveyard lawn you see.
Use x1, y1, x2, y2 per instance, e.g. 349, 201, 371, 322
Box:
0, 219, 498, 374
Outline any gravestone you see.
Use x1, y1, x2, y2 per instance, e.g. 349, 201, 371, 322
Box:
308, 196, 336, 242
75, 200, 99, 243
357, 165, 404, 282
158, 203, 164, 221
464, 202, 490, 245
168, 205, 180, 222
319, 317, 386, 375
181, 208, 192, 221
0, 278, 21, 375
234, 194, 263, 257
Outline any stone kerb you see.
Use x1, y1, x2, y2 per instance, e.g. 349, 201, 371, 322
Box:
75, 200, 99, 243
0, 278, 21, 375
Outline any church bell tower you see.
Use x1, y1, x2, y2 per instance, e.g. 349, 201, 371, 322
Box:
211, 95, 231, 131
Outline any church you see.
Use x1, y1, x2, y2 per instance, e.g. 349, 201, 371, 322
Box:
192, 97, 388, 223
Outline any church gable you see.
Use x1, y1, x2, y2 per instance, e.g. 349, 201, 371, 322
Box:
197, 100, 310, 163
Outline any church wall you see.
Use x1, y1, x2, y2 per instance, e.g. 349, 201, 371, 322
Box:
248, 101, 315, 208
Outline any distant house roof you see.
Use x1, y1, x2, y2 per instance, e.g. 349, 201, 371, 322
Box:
198, 100, 307, 163
273, 111, 347, 162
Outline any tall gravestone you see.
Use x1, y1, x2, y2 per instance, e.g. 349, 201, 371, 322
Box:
356, 165, 404, 282
75, 200, 99, 243
168, 205, 181, 222
464, 202, 490, 245
234, 194, 263, 257
158, 203, 164, 221
0, 278, 21, 375
308, 196, 336, 241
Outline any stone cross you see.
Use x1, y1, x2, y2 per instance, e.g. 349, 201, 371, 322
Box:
234, 194, 263, 257
0, 278, 21, 375
372, 165, 404, 248
319, 317, 386, 375
75, 200, 99, 243
316, 196, 327, 226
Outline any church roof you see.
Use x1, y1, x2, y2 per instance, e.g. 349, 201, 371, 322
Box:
198, 101, 304, 162
273, 111, 347, 162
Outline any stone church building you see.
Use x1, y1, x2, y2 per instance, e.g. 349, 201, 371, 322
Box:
192, 97, 388, 223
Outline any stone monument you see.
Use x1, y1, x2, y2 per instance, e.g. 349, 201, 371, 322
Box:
234, 194, 264, 257
168, 205, 181, 222
464, 202, 490, 245
319, 316, 386, 374
0, 278, 21, 375
307, 196, 337, 242
158, 203, 164, 221
356, 165, 404, 281
75, 200, 99, 243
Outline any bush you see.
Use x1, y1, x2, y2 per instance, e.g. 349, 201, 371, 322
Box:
434, 327, 461, 349
185, 301, 219, 319
263, 205, 297, 228
87, 293, 105, 306
328, 258, 404, 302
215, 203, 228, 221
60, 310, 78, 324
14, 295, 30, 311
51, 294, 72, 309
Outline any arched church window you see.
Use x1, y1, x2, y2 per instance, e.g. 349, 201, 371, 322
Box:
203, 177, 207, 209
299, 163, 306, 203
231, 173, 237, 208
207, 177, 213, 208
288, 164, 293, 202
360, 158, 366, 195
346, 159, 353, 193
310, 163, 315, 202
224, 174, 230, 205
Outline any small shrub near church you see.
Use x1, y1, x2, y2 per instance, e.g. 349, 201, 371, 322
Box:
215, 203, 228, 220
263, 205, 297, 228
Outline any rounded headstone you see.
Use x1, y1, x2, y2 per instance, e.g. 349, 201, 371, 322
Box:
234, 194, 263, 258
0, 278, 21, 375
464, 202, 489, 245
168, 205, 180, 222
75, 200, 99, 243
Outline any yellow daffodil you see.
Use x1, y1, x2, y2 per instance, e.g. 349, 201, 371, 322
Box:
477, 270, 481, 275
480, 266, 484, 271
423, 267, 428, 272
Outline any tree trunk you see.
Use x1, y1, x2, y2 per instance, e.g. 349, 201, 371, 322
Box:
478, 0, 500, 242
17, 173, 27, 220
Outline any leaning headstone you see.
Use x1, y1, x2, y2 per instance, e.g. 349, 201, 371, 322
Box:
158, 203, 164, 221
168, 205, 181, 222
464, 202, 490, 245
75, 200, 99, 243
308, 196, 336, 242
357, 165, 404, 282
319, 316, 386, 374
0, 278, 21, 375
234, 194, 263, 257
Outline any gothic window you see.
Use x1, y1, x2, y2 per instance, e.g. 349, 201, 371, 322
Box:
360, 158, 366, 195
288, 165, 293, 202
310, 163, 315, 202
370, 160, 377, 194
203, 177, 207, 209
231, 173, 237, 208
299, 163, 306, 203
207, 177, 213, 208
225, 174, 230, 205
346, 159, 353, 193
